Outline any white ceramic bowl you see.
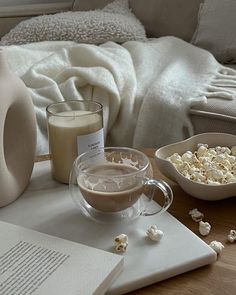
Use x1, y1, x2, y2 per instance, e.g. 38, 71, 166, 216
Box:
155, 133, 236, 201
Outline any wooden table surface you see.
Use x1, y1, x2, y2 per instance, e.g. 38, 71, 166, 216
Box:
36, 149, 236, 295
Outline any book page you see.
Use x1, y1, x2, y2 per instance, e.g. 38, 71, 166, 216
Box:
0, 221, 123, 295
0, 240, 69, 294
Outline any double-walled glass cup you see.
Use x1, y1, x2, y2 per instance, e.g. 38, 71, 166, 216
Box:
69, 147, 173, 223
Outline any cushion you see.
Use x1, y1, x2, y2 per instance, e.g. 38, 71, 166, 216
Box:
73, 0, 203, 41
191, 0, 236, 63
0, 0, 147, 46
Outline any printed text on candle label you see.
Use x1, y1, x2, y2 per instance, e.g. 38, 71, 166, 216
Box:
77, 128, 104, 155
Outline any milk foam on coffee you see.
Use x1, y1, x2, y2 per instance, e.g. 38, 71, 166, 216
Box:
77, 163, 144, 212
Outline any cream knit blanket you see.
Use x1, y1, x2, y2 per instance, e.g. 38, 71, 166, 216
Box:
3, 37, 236, 154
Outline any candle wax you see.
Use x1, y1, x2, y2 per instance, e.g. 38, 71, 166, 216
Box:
48, 110, 103, 183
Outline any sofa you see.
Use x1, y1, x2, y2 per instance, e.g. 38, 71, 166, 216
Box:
0, 0, 236, 153
70, 0, 236, 138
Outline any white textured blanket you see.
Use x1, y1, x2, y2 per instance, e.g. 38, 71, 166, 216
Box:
3, 37, 236, 154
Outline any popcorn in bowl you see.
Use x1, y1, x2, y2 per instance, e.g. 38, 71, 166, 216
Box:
155, 133, 236, 200
166, 144, 236, 185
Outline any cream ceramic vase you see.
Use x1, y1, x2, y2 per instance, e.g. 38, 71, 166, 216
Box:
0, 48, 37, 207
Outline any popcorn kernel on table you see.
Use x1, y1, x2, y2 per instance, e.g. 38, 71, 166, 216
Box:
199, 221, 211, 236
209, 240, 224, 254
146, 225, 163, 242
189, 208, 204, 222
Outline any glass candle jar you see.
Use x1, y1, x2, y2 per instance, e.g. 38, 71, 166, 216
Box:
46, 100, 104, 184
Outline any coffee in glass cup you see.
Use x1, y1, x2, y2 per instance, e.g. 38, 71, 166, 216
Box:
69, 147, 173, 222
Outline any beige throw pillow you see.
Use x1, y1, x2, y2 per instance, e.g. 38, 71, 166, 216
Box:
73, 0, 203, 42
191, 0, 236, 63
0, 0, 147, 45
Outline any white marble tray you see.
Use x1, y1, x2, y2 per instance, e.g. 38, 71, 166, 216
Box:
0, 161, 216, 295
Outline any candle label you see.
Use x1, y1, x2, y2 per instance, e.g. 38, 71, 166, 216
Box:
77, 128, 104, 156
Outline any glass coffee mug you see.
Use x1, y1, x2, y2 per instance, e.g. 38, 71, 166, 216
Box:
69, 147, 173, 223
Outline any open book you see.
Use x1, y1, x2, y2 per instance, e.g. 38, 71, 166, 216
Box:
0, 221, 123, 295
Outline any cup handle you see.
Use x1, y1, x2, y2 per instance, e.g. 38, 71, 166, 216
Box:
141, 179, 173, 216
